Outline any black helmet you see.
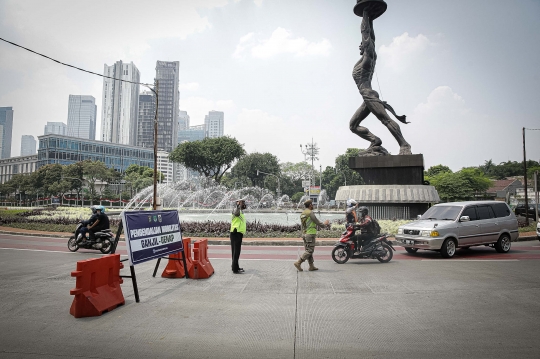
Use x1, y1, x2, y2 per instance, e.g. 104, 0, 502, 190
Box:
358, 206, 369, 216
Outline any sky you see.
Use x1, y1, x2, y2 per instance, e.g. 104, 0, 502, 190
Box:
0, 0, 539, 172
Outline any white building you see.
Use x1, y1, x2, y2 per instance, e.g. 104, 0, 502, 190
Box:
0, 154, 37, 184
66, 95, 97, 140
157, 151, 175, 184
101, 61, 140, 146
204, 111, 224, 139
178, 110, 190, 131
44, 122, 67, 136
20, 135, 36, 156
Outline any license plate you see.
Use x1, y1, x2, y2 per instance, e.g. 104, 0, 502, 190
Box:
406, 240, 414, 245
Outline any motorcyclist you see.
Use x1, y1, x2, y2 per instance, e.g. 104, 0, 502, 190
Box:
345, 199, 359, 228
353, 206, 376, 254
77, 206, 98, 243
87, 205, 110, 243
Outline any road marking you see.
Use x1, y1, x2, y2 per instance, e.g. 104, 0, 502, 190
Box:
0, 247, 77, 254
420, 259, 519, 262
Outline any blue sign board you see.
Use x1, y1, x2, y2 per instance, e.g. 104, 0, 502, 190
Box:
121, 210, 183, 266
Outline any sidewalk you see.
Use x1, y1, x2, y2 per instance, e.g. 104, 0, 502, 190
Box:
0, 225, 537, 245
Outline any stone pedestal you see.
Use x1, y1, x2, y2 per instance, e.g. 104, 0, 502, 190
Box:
348, 154, 425, 185
336, 154, 440, 219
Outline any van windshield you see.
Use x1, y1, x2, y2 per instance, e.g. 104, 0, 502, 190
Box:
420, 206, 462, 221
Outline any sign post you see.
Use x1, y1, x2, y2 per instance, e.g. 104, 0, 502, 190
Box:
119, 209, 187, 302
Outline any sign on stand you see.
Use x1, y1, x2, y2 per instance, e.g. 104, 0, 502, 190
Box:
117, 210, 186, 303
121, 210, 184, 266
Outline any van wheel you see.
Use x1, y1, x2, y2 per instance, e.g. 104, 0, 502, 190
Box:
495, 234, 511, 253
404, 247, 418, 254
440, 239, 456, 258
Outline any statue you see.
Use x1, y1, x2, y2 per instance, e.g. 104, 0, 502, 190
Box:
349, 0, 412, 156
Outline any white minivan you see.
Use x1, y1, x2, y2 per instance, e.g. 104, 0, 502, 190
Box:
395, 201, 519, 258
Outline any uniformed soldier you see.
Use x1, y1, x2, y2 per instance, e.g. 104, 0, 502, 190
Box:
294, 199, 330, 272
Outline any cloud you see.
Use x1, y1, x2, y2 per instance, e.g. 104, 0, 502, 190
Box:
378, 32, 432, 72
179, 82, 200, 92
233, 28, 332, 59
181, 97, 235, 124
413, 86, 468, 117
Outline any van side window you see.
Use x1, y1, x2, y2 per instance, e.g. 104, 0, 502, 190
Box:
477, 206, 494, 220
491, 203, 510, 218
462, 207, 477, 220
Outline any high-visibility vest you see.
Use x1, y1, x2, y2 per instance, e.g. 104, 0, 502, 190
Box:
230, 212, 246, 234
300, 209, 317, 235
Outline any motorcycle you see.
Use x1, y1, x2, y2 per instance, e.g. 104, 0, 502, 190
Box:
331, 224, 395, 264
67, 221, 115, 254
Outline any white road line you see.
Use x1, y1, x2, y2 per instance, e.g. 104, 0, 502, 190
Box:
420, 259, 519, 262
0, 247, 78, 254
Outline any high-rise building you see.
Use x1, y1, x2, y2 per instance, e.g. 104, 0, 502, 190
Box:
66, 95, 97, 140
0, 107, 14, 159
178, 110, 190, 132
21, 135, 36, 156
177, 124, 205, 143
137, 91, 155, 148
157, 151, 175, 184
101, 61, 140, 145
155, 61, 180, 152
44, 122, 67, 136
204, 110, 224, 138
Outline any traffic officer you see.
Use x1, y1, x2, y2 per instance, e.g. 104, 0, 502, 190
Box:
230, 198, 247, 274
294, 199, 330, 272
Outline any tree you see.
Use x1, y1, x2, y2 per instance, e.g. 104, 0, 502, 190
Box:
459, 168, 492, 197
123, 164, 161, 195
425, 164, 452, 178
429, 172, 473, 202
281, 162, 312, 182
82, 160, 117, 202
231, 152, 280, 188
169, 136, 245, 183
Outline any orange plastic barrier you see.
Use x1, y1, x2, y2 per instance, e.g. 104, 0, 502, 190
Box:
188, 238, 215, 279
69, 254, 125, 318
161, 238, 193, 278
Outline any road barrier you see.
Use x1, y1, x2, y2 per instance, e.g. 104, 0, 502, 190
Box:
161, 238, 193, 278
188, 238, 215, 279
69, 254, 125, 318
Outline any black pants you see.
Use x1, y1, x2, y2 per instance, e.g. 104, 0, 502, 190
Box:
89, 226, 107, 240
230, 230, 243, 272
354, 233, 375, 251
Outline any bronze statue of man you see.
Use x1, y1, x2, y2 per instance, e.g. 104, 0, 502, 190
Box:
350, 3, 412, 155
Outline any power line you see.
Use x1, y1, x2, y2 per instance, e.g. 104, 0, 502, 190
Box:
0, 36, 154, 88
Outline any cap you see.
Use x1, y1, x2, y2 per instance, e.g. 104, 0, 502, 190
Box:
304, 199, 313, 207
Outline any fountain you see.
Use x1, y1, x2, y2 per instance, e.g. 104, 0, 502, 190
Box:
122, 179, 337, 225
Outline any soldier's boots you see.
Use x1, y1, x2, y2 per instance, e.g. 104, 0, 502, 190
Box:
294, 258, 304, 272
308, 261, 318, 271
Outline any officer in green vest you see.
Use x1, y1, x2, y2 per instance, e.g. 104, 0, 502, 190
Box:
294, 199, 330, 271
230, 198, 247, 274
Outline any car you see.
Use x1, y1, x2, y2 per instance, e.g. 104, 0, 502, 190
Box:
395, 201, 519, 258
514, 204, 540, 220
537, 221, 540, 241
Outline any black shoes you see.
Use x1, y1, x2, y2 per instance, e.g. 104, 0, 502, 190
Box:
233, 267, 245, 274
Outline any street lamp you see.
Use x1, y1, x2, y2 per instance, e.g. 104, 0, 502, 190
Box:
256, 170, 281, 198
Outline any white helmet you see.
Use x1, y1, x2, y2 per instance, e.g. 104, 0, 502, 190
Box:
347, 199, 358, 207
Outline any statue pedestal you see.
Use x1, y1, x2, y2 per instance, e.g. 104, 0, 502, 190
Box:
336, 154, 440, 219
348, 154, 425, 185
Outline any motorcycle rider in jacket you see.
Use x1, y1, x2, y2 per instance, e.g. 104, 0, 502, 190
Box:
353, 206, 376, 254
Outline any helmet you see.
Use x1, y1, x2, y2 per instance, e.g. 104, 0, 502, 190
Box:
92, 205, 105, 213
347, 199, 358, 207
358, 206, 369, 216
90, 206, 97, 214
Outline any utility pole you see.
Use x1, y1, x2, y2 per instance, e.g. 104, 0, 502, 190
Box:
523, 127, 529, 226
300, 138, 319, 202
151, 80, 159, 210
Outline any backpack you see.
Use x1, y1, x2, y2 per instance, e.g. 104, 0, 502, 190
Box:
371, 219, 381, 235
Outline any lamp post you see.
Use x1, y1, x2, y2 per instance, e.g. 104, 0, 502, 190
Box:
256, 170, 281, 198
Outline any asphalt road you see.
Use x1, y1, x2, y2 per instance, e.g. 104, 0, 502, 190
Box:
1, 234, 540, 358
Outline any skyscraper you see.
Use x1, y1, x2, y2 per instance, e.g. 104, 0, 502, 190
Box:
178, 110, 190, 132
155, 61, 179, 152
101, 61, 140, 145
136, 91, 156, 148
21, 135, 36, 156
66, 95, 97, 140
0, 107, 14, 159
204, 110, 224, 138
44, 122, 67, 136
